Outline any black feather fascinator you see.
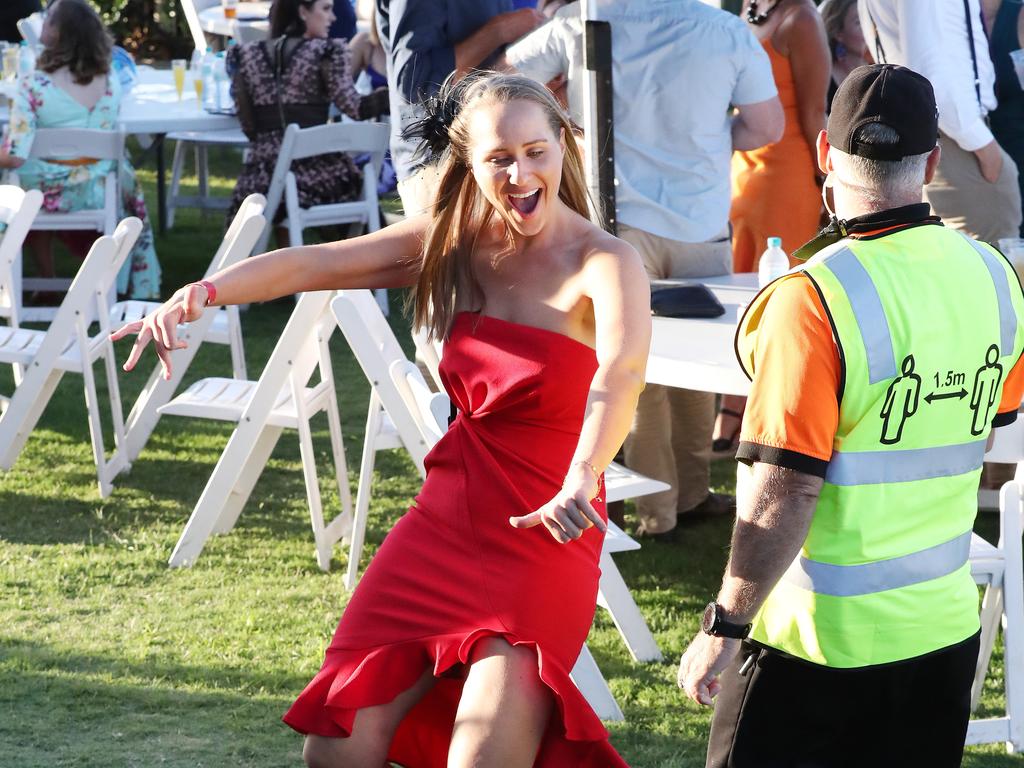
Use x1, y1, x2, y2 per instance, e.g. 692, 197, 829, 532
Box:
403, 72, 476, 166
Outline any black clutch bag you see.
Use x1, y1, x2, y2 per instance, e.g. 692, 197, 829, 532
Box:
650, 284, 725, 319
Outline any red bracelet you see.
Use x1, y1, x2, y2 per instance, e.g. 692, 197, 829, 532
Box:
194, 280, 217, 306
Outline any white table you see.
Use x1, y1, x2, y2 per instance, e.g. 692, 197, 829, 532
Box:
199, 1, 271, 40
646, 272, 757, 397
1, 68, 240, 231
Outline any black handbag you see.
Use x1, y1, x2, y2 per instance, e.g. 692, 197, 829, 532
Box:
650, 284, 725, 319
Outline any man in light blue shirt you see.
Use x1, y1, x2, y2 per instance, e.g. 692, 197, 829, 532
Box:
599, 0, 781, 537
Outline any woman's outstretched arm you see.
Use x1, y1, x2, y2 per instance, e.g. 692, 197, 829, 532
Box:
112, 214, 429, 377
510, 234, 652, 543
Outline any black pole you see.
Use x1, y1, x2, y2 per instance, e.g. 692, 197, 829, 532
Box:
584, 20, 616, 236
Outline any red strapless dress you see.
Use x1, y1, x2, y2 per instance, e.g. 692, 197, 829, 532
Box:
283, 312, 629, 767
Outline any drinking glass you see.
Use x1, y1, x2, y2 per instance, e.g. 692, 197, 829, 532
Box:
172, 58, 187, 101
222, 0, 239, 19
2, 45, 19, 82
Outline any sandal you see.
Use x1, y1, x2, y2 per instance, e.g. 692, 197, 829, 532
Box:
712, 407, 743, 456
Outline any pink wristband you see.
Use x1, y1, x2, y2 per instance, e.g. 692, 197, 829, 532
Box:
195, 280, 217, 306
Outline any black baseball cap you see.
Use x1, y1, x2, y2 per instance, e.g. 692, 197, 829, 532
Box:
827, 64, 938, 160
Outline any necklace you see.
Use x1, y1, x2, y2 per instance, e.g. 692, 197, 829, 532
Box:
746, 0, 782, 25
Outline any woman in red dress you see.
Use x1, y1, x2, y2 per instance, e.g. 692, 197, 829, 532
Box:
113, 73, 651, 768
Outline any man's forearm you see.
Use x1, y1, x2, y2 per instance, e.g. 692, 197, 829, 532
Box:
716, 463, 823, 624
454, 17, 508, 75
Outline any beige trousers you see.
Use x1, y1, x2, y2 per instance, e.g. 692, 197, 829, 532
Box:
924, 131, 1022, 245
619, 223, 732, 535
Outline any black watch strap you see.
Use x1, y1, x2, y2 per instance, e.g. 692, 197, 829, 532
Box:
702, 601, 752, 639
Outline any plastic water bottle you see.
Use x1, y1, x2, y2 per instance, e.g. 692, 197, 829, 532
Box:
17, 41, 35, 79
200, 46, 215, 109
212, 51, 229, 112
758, 236, 789, 288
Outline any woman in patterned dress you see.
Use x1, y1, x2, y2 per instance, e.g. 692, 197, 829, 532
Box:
227, 0, 389, 243
0, 0, 161, 299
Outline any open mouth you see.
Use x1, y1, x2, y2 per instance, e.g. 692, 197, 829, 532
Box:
507, 189, 541, 217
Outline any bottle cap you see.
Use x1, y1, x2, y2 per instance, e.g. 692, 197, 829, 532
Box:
768, 237, 782, 249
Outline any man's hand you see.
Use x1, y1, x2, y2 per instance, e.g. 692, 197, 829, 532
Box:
677, 632, 742, 706
496, 8, 545, 45
974, 140, 1004, 183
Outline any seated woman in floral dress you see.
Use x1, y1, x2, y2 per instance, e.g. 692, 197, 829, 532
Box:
227, 0, 389, 244
0, 0, 160, 300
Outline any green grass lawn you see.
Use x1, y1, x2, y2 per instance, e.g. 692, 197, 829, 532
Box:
0, 148, 1020, 766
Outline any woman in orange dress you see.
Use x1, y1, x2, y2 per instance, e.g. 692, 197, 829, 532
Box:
714, 0, 830, 455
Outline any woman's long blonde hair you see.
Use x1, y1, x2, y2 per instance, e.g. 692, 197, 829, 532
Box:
409, 72, 592, 340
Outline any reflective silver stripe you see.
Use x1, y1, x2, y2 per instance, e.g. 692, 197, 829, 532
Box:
782, 530, 972, 597
825, 439, 987, 486
822, 247, 897, 383
961, 232, 1017, 355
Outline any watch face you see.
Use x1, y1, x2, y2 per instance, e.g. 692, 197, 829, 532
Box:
701, 602, 716, 634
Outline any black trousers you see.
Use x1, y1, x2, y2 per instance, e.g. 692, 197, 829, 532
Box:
706, 631, 981, 768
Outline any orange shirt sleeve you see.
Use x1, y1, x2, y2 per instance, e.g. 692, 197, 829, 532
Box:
736, 274, 841, 478
994, 349, 1024, 427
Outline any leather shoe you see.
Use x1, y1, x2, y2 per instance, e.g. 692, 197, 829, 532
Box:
677, 492, 736, 525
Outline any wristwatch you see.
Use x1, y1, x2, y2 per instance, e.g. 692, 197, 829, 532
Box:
701, 601, 752, 639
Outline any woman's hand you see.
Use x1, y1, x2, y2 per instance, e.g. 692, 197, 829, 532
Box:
509, 462, 607, 543
109, 282, 211, 380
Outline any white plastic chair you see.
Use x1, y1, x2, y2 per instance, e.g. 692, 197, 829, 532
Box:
10, 128, 125, 319
165, 0, 249, 230
117, 194, 267, 464
179, 0, 219, 52
0, 186, 44, 391
0, 186, 44, 332
163, 290, 352, 572
0, 218, 143, 497
17, 13, 43, 52
966, 421, 1024, 752
260, 122, 390, 313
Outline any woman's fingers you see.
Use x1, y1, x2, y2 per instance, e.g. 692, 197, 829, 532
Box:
563, 499, 592, 533
553, 505, 583, 540
156, 305, 182, 350
108, 319, 144, 342
573, 493, 607, 533
154, 338, 174, 380
121, 326, 153, 371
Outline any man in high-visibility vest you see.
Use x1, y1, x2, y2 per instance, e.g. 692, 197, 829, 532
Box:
677, 63, 1024, 767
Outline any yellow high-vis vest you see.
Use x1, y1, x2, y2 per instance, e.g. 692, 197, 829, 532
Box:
736, 224, 1024, 667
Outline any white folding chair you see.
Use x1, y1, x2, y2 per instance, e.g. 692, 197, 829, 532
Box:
0, 218, 143, 497
10, 128, 125, 320
384, 353, 661, 722
0, 186, 44, 332
118, 194, 267, 464
260, 122, 390, 313
966, 421, 1024, 752
17, 13, 43, 51
165, 0, 249, 230
164, 290, 352, 572
0, 186, 44, 390
179, 0, 219, 52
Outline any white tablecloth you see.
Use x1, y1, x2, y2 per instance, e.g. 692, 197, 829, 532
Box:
646, 272, 758, 396
0, 68, 239, 134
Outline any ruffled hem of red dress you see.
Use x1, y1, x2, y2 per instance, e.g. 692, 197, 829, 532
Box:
282, 628, 629, 767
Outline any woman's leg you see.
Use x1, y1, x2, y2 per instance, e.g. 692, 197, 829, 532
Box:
447, 637, 553, 768
302, 667, 436, 768
25, 231, 55, 277
712, 394, 746, 455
